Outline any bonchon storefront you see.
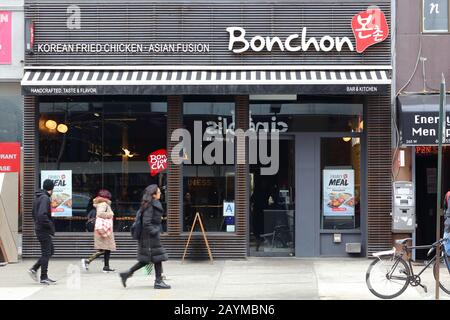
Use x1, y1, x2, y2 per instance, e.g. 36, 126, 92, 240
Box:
21, 0, 393, 258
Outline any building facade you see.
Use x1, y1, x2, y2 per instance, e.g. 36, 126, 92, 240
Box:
0, 0, 24, 144
21, 0, 393, 258
395, 0, 450, 259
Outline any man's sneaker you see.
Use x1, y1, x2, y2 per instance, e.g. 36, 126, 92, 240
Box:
154, 279, 171, 289
103, 266, 115, 273
81, 259, 89, 271
28, 269, 38, 282
40, 278, 57, 285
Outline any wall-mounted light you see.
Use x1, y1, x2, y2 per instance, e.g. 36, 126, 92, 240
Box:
399, 149, 406, 167
343, 137, 352, 142
359, 120, 364, 131
94, 113, 100, 117
45, 120, 57, 130
122, 148, 135, 158
57, 124, 68, 134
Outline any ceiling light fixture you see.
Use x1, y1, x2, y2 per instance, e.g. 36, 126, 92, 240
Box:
45, 120, 57, 130
57, 124, 68, 134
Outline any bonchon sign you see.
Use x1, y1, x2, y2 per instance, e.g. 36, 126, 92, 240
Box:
227, 7, 389, 54
148, 149, 168, 176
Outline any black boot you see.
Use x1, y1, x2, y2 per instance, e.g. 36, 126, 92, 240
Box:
119, 271, 131, 288
120, 262, 146, 288
154, 277, 171, 289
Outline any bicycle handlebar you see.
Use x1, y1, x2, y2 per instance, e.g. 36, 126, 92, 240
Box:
404, 238, 447, 251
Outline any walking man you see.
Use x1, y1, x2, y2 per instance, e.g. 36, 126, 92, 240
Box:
28, 179, 57, 284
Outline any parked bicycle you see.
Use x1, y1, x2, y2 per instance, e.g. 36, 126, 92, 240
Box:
366, 237, 450, 299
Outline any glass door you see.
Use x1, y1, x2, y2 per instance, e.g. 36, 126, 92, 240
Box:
249, 137, 295, 256
320, 137, 361, 231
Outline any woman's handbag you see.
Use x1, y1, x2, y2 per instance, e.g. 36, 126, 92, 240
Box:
95, 217, 113, 238
130, 209, 143, 240
85, 218, 95, 232
85, 208, 97, 232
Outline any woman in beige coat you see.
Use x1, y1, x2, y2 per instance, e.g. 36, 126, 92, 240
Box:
81, 189, 116, 273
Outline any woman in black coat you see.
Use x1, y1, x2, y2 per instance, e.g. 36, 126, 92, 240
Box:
119, 184, 170, 289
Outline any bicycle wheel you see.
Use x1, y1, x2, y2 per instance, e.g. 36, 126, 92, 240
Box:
366, 256, 410, 299
433, 254, 450, 295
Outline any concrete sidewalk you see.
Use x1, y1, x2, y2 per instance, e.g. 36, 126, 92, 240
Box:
0, 257, 447, 300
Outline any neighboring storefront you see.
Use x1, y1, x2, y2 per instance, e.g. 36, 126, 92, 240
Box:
0, 0, 24, 239
394, 0, 450, 260
21, 0, 393, 258
397, 94, 450, 259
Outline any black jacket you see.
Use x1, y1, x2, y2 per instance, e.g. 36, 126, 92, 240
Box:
32, 190, 55, 235
445, 192, 450, 218
137, 199, 168, 264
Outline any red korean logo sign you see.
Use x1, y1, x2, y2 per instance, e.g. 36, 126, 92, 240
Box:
0, 142, 21, 173
147, 149, 167, 176
352, 8, 389, 53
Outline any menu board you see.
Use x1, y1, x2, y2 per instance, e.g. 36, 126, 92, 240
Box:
41, 170, 72, 217
323, 169, 355, 217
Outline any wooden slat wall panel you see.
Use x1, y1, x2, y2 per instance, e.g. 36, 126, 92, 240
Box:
22, 96, 39, 257
235, 96, 249, 238
23, 234, 247, 258
167, 96, 183, 236
25, 0, 391, 66
367, 93, 392, 255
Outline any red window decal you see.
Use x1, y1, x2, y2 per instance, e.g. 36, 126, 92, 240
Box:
147, 149, 167, 176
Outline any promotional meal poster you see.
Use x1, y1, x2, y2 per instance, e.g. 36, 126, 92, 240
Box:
323, 169, 355, 217
41, 170, 73, 217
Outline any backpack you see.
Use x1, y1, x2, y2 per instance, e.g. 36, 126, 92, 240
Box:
85, 208, 97, 232
130, 209, 143, 240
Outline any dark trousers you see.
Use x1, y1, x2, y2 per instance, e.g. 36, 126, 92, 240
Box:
32, 231, 54, 280
128, 261, 163, 280
87, 250, 111, 267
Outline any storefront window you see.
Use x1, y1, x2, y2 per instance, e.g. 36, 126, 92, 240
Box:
0, 86, 23, 143
182, 100, 235, 232
0, 85, 23, 232
38, 97, 167, 232
250, 98, 363, 132
321, 137, 361, 230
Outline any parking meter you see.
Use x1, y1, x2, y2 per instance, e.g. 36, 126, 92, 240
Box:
392, 181, 415, 233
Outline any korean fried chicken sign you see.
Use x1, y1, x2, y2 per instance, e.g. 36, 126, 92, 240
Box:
148, 149, 167, 176
351, 8, 389, 53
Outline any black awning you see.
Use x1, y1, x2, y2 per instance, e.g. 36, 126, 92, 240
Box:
21, 67, 391, 96
398, 94, 450, 146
